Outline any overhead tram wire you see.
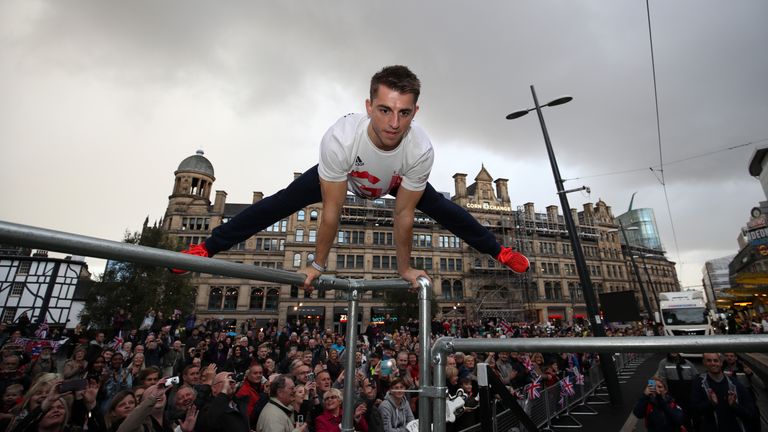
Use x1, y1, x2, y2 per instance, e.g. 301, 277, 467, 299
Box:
562, 138, 767, 182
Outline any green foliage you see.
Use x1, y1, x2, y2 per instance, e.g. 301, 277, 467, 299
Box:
82, 226, 194, 330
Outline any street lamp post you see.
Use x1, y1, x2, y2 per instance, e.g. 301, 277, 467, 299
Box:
616, 221, 654, 323
506, 85, 622, 406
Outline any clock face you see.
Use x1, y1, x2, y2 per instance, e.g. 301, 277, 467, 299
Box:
752, 207, 762, 218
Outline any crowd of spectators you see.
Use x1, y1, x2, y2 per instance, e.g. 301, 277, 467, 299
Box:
0, 310, 764, 432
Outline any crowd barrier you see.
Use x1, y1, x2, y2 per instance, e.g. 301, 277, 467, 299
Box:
4, 221, 768, 432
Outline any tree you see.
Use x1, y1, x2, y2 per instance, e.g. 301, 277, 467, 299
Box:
82, 225, 194, 331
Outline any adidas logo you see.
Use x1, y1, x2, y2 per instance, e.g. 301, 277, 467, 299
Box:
354, 156, 364, 166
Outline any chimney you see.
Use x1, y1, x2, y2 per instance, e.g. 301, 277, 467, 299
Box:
546, 205, 559, 222
524, 202, 535, 220
571, 208, 580, 226
495, 178, 510, 204
453, 173, 467, 198
294, 172, 302, 180
213, 190, 227, 214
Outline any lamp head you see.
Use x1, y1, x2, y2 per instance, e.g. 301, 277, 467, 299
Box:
505, 110, 530, 120
545, 96, 573, 107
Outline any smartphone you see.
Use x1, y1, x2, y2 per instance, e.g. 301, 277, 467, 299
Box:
296, 414, 304, 425
647, 379, 655, 387
60, 378, 88, 393
165, 376, 180, 387
307, 372, 315, 382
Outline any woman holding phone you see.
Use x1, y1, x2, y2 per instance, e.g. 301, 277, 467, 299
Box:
632, 376, 686, 432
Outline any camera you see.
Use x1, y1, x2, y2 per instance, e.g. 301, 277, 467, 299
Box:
165, 376, 180, 387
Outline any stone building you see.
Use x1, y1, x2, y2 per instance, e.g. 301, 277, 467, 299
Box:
162, 151, 680, 329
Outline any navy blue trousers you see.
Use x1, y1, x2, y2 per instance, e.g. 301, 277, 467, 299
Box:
204, 165, 501, 258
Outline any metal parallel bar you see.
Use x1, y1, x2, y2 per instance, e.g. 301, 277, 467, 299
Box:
417, 278, 432, 432
432, 335, 768, 355
0, 220, 413, 291
432, 339, 449, 432
341, 286, 361, 432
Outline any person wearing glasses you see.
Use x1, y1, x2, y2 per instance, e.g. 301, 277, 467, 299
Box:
315, 388, 368, 432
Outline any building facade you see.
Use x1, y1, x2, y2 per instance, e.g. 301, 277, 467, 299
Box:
162, 152, 681, 329
0, 248, 90, 328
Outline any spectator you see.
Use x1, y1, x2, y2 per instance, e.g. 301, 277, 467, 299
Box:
378, 378, 413, 432
0, 383, 23, 430
255, 374, 305, 432
632, 376, 685, 432
197, 372, 249, 432
114, 382, 174, 432
62, 347, 88, 380
127, 352, 145, 382
0, 354, 28, 397
161, 340, 185, 378
235, 363, 269, 425
315, 387, 367, 432
26, 346, 56, 380
690, 353, 758, 432
290, 384, 312, 428
655, 352, 697, 416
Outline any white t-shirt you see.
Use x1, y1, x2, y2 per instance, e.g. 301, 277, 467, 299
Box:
318, 113, 434, 199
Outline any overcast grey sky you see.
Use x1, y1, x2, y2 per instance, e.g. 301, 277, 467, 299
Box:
1, 1, 766, 290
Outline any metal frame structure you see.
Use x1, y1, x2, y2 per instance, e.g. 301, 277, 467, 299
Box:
5, 220, 768, 432
0, 220, 431, 432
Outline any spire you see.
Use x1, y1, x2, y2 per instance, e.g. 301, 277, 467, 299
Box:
628, 192, 637, 212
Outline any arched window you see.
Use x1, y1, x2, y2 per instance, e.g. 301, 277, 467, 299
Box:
249, 288, 264, 310
553, 282, 562, 300
310, 210, 319, 221
293, 253, 302, 268
297, 210, 306, 221
265, 289, 279, 311
223, 287, 239, 310
295, 229, 304, 242
208, 287, 223, 310
453, 281, 463, 300
544, 282, 553, 300
442, 280, 452, 300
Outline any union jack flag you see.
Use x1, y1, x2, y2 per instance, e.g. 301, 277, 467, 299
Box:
525, 377, 542, 400
110, 334, 124, 350
34, 320, 49, 339
559, 395, 566, 408
560, 376, 575, 397
499, 319, 514, 335
522, 355, 534, 371
574, 372, 585, 385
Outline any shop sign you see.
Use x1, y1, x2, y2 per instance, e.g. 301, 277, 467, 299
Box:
466, 202, 511, 212
747, 228, 768, 242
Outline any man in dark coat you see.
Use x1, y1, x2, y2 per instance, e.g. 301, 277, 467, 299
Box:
196, 371, 250, 432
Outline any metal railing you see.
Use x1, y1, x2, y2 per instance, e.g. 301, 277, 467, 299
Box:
4, 220, 768, 432
0, 220, 431, 432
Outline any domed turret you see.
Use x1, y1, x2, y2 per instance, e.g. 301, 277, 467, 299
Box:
177, 150, 215, 177
171, 150, 216, 201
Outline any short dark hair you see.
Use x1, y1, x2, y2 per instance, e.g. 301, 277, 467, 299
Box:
370, 65, 421, 103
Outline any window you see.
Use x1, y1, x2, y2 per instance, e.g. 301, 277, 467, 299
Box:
17, 262, 31, 275
442, 280, 452, 299
336, 254, 364, 269
265, 289, 279, 310
290, 286, 299, 298
1, 308, 16, 324
411, 257, 433, 270
10, 283, 24, 297
208, 287, 223, 310
338, 230, 365, 245
372, 255, 397, 270
293, 253, 302, 268
453, 281, 464, 299
297, 210, 306, 221
412, 234, 432, 247
295, 229, 304, 242
438, 235, 461, 248
181, 217, 208, 231
250, 288, 264, 310
373, 232, 393, 246
309, 230, 317, 243
223, 287, 239, 310
310, 210, 319, 221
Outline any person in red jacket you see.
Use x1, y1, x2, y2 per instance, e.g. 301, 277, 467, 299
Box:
235, 363, 269, 425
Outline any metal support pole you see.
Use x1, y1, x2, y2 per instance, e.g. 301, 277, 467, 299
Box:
431, 338, 451, 432
0, 220, 412, 292
639, 254, 661, 319
341, 286, 360, 432
37, 261, 61, 324
477, 363, 493, 432
618, 221, 654, 322
530, 85, 622, 406
417, 277, 432, 432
